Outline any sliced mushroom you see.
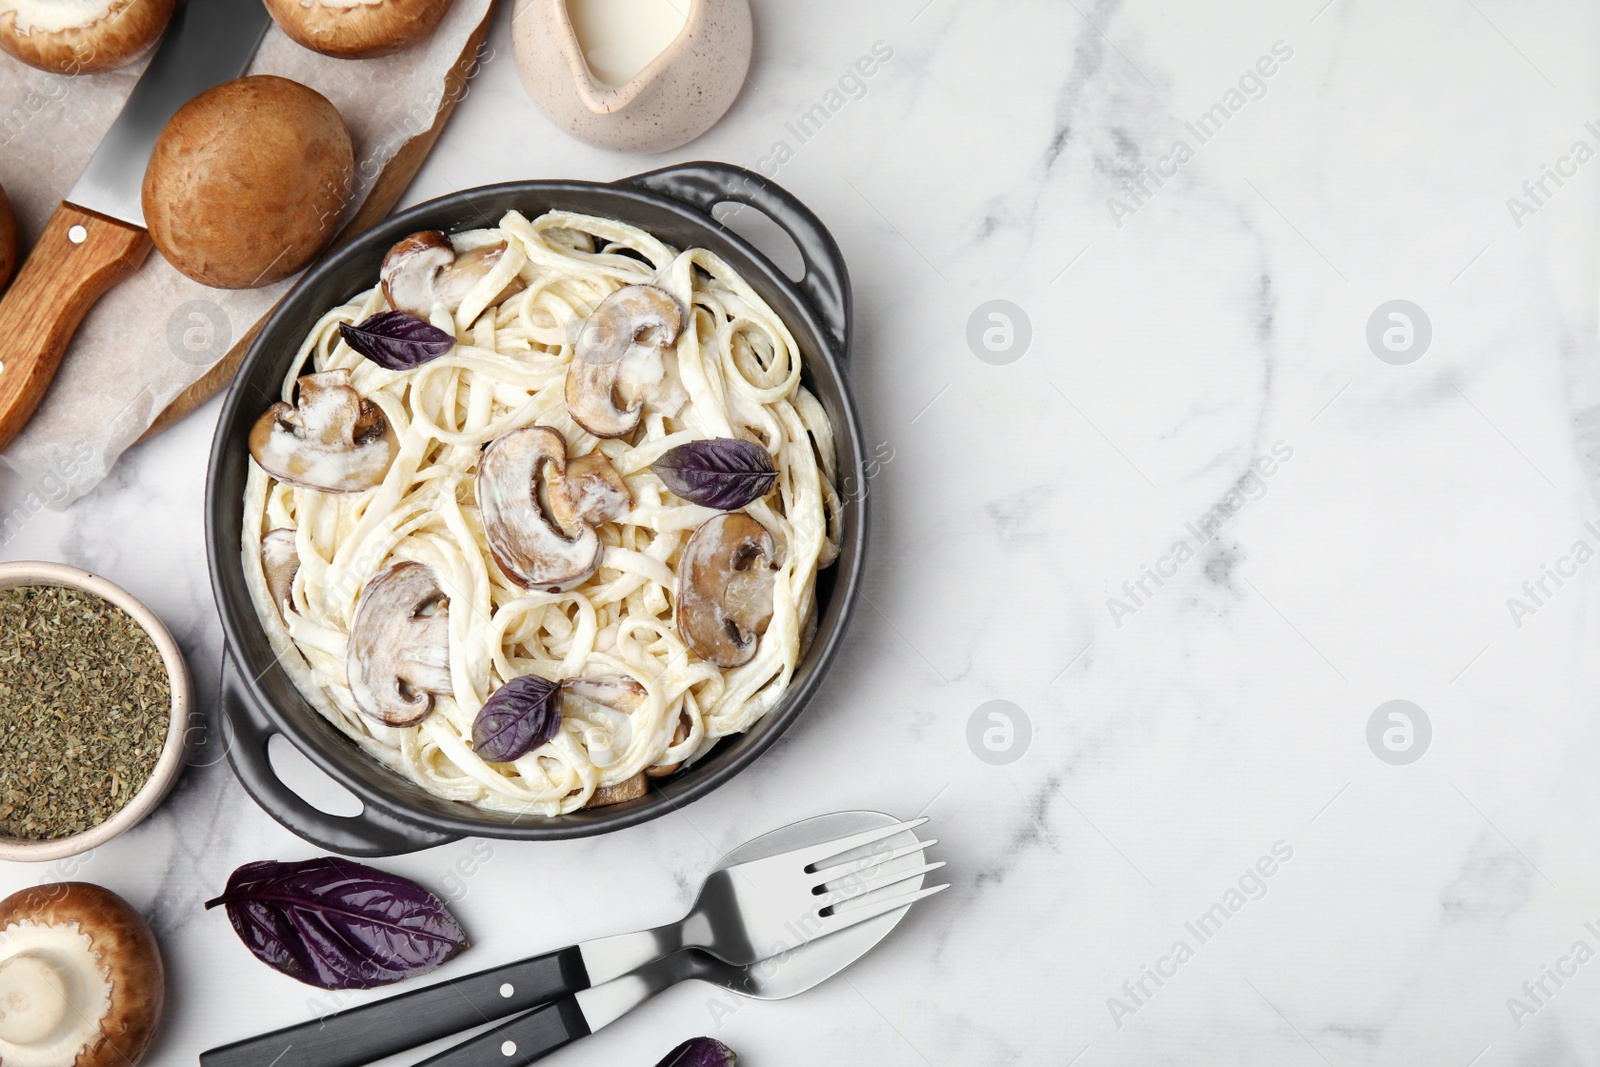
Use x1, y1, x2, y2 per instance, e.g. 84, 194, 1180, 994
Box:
248, 369, 398, 493
477, 427, 603, 593
346, 562, 452, 727
380, 230, 525, 319
261, 529, 300, 614
565, 284, 684, 438
646, 709, 693, 779
675, 514, 777, 669
0, 882, 164, 1067
550, 450, 632, 529
587, 772, 647, 808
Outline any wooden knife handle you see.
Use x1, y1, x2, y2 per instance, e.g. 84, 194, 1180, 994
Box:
0, 203, 152, 453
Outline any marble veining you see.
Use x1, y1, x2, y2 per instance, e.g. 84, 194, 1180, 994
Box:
3, 0, 1600, 1064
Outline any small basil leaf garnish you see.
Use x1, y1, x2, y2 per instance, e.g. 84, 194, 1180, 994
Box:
655, 1038, 737, 1067
339, 311, 456, 370
652, 438, 777, 511
204, 858, 469, 989
472, 674, 563, 763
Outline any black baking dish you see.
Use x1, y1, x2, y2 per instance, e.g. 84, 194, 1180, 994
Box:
205, 163, 865, 856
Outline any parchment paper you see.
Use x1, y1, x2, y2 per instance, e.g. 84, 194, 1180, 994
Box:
0, 0, 493, 507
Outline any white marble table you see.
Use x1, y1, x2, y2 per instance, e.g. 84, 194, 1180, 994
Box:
4, 1, 1600, 1063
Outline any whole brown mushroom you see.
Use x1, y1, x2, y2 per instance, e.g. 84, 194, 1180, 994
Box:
263, 0, 458, 60
141, 75, 354, 289
0, 0, 176, 75
0, 181, 15, 292
0, 882, 164, 1067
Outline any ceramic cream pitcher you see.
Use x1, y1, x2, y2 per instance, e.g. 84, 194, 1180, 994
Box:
512, 0, 752, 153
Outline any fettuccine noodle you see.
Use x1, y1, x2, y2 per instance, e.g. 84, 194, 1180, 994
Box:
240, 209, 840, 816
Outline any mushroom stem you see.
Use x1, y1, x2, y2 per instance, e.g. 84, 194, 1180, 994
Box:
0, 955, 69, 1045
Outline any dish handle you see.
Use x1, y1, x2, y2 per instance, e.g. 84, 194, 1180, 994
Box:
620, 162, 852, 363
219, 648, 459, 857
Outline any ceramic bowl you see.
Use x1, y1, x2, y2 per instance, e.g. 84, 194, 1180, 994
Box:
0, 562, 192, 862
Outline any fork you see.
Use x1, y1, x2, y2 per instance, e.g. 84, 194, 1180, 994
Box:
200, 816, 944, 1067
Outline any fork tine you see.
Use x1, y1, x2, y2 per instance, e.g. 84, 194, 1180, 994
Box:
811, 882, 950, 934
811, 838, 938, 884
788, 817, 929, 870
816, 861, 947, 912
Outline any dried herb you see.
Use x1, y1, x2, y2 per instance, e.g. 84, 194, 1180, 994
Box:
652, 438, 777, 511
339, 311, 456, 370
0, 585, 170, 840
205, 858, 469, 989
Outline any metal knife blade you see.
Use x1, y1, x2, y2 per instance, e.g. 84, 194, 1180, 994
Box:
68, 0, 272, 228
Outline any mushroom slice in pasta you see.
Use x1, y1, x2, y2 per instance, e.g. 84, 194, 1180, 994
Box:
261, 528, 299, 615
477, 426, 604, 593
587, 772, 648, 808
248, 369, 398, 493
675, 513, 778, 669
346, 562, 453, 727
565, 284, 684, 438
381, 230, 526, 318
646, 710, 694, 779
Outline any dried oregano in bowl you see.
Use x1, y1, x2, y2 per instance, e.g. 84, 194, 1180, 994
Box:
0, 585, 173, 840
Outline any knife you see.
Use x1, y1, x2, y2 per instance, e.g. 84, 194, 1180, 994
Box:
0, 0, 271, 454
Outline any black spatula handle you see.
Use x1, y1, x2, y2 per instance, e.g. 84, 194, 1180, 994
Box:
198, 946, 588, 1067
413, 997, 591, 1067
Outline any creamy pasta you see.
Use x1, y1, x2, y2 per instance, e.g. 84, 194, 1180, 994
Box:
240, 209, 841, 816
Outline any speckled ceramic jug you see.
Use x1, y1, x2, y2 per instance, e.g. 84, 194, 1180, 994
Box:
511, 0, 752, 153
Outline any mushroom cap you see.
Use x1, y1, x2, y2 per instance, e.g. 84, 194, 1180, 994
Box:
565, 284, 685, 439
248, 369, 398, 493
346, 561, 453, 727
380, 230, 526, 321
141, 75, 353, 289
0, 0, 176, 74
675, 513, 777, 669
261, 528, 300, 614
263, 0, 457, 59
0, 181, 14, 291
476, 426, 604, 593
0, 882, 163, 1067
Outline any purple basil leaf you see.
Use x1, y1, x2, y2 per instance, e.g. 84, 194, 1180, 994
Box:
655, 1038, 737, 1067
204, 858, 468, 990
472, 674, 562, 762
339, 311, 456, 370
652, 438, 777, 511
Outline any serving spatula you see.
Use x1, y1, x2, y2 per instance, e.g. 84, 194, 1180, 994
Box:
418, 811, 941, 1066
0, 0, 271, 453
